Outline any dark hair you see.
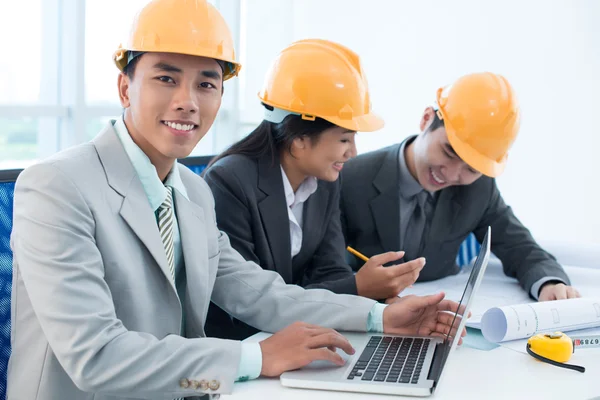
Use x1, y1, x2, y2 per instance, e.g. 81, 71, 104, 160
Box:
427, 109, 446, 133
208, 104, 336, 168
123, 54, 142, 80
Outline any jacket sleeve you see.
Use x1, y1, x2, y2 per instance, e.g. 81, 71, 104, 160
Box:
473, 179, 570, 296
301, 181, 358, 295
203, 164, 261, 265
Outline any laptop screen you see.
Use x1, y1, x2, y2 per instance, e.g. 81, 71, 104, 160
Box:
432, 228, 491, 380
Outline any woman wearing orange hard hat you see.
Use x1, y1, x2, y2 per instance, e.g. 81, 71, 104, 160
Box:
340, 72, 581, 303
202, 39, 426, 340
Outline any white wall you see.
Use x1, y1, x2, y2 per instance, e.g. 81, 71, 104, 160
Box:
239, 0, 600, 249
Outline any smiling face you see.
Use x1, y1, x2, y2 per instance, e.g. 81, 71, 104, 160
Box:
408, 107, 483, 192
291, 126, 358, 182
118, 52, 223, 176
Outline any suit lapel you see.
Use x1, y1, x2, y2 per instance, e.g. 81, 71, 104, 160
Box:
173, 189, 209, 323
294, 181, 329, 265
370, 144, 402, 253
257, 155, 293, 283
119, 190, 175, 290
93, 122, 176, 291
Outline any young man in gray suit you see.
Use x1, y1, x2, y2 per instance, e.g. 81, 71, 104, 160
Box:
340, 72, 580, 303
7, 1, 465, 399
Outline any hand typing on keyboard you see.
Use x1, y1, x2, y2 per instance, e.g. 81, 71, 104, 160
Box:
258, 321, 356, 377
382, 292, 468, 344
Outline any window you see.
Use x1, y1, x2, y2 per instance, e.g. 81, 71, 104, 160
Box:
0, 0, 60, 169
0, 118, 42, 169
84, 0, 149, 106
0, 0, 241, 170
0, 1, 43, 105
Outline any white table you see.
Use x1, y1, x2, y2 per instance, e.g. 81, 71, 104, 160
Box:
229, 265, 600, 400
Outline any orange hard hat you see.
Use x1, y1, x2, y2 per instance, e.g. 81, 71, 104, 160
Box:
258, 39, 384, 132
436, 72, 521, 177
113, 0, 241, 80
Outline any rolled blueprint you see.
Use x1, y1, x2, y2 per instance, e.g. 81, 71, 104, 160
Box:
481, 298, 600, 342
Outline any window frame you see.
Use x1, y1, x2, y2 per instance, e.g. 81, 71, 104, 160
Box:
0, 0, 242, 169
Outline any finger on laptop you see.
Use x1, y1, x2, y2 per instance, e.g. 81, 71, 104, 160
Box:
308, 331, 355, 355
436, 314, 466, 338
308, 348, 346, 366
430, 332, 463, 346
303, 323, 329, 330
306, 326, 348, 341
437, 311, 462, 327
444, 323, 466, 340
437, 299, 470, 318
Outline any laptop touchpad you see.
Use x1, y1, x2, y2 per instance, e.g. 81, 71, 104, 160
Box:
304, 348, 353, 370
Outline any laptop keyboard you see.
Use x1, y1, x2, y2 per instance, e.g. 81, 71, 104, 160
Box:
347, 336, 429, 384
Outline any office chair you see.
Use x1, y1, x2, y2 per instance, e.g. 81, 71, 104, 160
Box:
178, 155, 214, 177
0, 169, 20, 399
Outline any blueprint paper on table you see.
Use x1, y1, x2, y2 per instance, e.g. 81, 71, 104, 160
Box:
400, 263, 600, 331
462, 327, 500, 351
480, 298, 600, 342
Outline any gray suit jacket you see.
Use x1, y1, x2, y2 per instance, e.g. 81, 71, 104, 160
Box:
339, 141, 570, 295
8, 124, 376, 400
202, 152, 357, 340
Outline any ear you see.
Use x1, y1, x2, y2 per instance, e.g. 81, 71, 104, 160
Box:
118, 72, 131, 108
292, 136, 307, 150
419, 107, 436, 132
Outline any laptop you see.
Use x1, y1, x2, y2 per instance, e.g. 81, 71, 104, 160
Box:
280, 226, 491, 397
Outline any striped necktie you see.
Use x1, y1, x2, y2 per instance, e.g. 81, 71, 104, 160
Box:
157, 186, 175, 282
158, 186, 183, 400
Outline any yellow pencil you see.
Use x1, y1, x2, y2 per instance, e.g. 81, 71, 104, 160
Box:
346, 246, 369, 262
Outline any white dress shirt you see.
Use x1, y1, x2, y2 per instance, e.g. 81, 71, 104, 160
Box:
280, 166, 318, 257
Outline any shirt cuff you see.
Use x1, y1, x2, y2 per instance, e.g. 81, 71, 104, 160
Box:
530, 276, 567, 300
366, 303, 388, 333
235, 342, 262, 382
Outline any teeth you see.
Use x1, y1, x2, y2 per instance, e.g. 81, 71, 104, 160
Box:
164, 121, 195, 131
431, 169, 445, 184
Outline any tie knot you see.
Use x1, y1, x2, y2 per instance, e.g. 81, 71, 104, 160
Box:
160, 186, 173, 210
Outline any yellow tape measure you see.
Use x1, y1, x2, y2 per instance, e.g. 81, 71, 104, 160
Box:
526, 331, 600, 373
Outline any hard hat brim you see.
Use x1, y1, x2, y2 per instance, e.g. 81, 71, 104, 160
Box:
326, 112, 385, 133
113, 48, 241, 80
446, 126, 507, 178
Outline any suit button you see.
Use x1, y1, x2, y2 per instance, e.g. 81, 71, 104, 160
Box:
199, 379, 209, 390
189, 379, 199, 389
179, 378, 190, 388
209, 380, 220, 391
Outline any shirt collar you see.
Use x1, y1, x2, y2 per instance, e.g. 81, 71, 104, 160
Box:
398, 137, 425, 200
113, 116, 189, 211
280, 165, 318, 208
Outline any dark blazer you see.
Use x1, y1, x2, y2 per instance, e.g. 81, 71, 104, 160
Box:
203, 151, 357, 339
339, 140, 570, 295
